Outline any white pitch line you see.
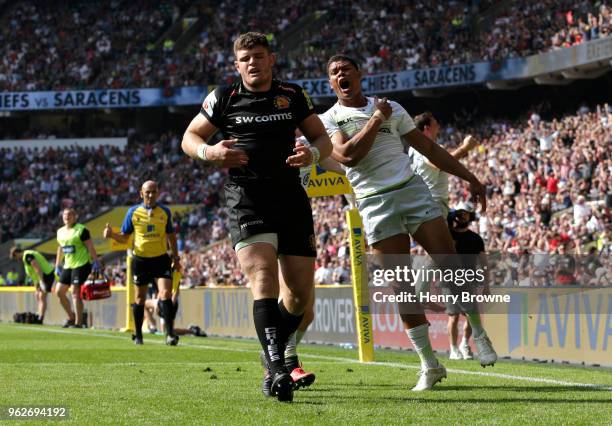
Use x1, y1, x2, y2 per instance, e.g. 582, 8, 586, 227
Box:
4, 324, 612, 391
1, 362, 260, 366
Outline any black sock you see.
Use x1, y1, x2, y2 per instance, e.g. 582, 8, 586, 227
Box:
253, 298, 286, 375
159, 299, 174, 336
132, 303, 144, 339
278, 300, 304, 346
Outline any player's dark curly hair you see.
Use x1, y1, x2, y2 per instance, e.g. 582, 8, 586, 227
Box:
326, 55, 359, 72
414, 111, 435, 131
234, 32, 270, 53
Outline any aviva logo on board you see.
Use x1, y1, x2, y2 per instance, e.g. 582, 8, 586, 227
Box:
203, 290, 253, 334
507, 290, 612, 353
306, 165, 351, 198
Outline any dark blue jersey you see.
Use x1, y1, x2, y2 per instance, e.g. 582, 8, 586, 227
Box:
200, 79, 315, 182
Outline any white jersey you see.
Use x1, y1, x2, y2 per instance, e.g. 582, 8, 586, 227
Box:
320, 97, 416, 199
409, 148, 449, 213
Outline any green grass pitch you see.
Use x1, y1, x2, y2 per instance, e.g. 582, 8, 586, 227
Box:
0, 323, 610, 425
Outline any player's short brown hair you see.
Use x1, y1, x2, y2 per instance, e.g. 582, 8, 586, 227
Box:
233, 32, 270, 54
414, 111, 435, 131
9, 246, 22, 260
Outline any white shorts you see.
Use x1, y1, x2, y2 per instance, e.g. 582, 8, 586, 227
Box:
234, 233, 278, 252
357, 175, 442, 245
437, 201, 449, 222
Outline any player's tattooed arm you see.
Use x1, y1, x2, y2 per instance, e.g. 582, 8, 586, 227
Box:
332, 96, 391, 167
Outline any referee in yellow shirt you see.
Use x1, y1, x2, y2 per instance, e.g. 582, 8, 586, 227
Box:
104, 180, 181, 346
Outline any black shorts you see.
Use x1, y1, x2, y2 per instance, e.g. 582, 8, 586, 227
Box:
59, 263, 92, 286
131, 254, 172, 287
442, 283, 477, 315
38, 272, 55, 292
225, 181, 316, 257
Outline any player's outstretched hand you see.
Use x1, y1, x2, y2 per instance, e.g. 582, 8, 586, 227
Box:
286, 140, 312, 167
103, 223, 113, 239
373, 96, 392, 120
469, 178, 487, 213
206, 139, 249, 167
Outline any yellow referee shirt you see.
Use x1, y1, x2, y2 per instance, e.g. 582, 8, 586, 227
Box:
120, 203, 174, 258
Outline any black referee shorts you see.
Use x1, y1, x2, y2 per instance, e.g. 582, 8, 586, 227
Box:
59, 263, 92, 286
131, 254, 172, 286
38, 272, 55, 292
225, 181, 316, 257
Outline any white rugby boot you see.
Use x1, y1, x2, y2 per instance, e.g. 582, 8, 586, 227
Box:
459, 341, 474, 360
449, 346, 462, 360
411, 363, 447, 391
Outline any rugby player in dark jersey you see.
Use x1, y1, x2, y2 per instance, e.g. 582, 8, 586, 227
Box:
446, 202, 489, 360
182, 32, 332, 402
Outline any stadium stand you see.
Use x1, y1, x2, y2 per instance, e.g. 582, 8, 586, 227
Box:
281, 0, 611, 78
478, 0, 610, 60
1, 0, 608, 89
2, 103, 608, 286
0, 0, 192, 91
2, 4, 612, 413
0, 131, 223, 241
0, 0, 609, 289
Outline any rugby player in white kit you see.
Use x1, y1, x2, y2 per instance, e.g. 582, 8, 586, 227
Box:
321, 55, 497, 391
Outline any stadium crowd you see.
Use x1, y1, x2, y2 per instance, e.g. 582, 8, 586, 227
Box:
426, 103, 611, 287
445, 104, 610, 254
0, 0, 190, 91
0, 131, 223, 241
1, 103, 609, 287
285, 0, 611, 78
480, 0, 611, 60
1, 0, 609, 90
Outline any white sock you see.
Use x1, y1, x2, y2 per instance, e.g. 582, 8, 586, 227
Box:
450, 345, 459, 352
405, 324, 438, 369
295, 329, 305, 345
284, 329, 306, 359
461, 336, 469, 347
285, 332, 298, 359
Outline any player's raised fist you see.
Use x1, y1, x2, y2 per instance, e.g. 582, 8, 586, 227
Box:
462, 135, 478, 150
103, 223, 113, 239
373, 96, 392, 120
